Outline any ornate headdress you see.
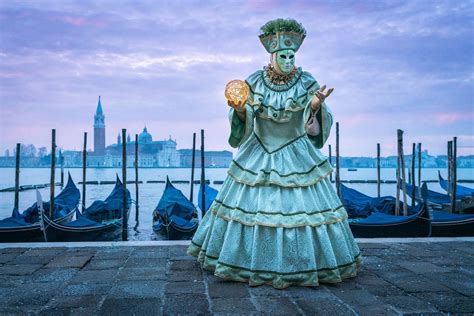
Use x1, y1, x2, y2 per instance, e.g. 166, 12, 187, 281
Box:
259, 18, 307, 53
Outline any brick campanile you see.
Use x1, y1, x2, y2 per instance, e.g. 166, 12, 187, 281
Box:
94, 96, 106, 155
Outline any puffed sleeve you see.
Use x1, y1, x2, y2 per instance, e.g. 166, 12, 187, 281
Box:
227, 71, 262, 148
300, 71, 333, 149
304, 100, 333, 149
228, 104, 255, 148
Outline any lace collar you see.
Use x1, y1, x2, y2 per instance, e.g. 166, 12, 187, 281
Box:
261, 65, 303, 92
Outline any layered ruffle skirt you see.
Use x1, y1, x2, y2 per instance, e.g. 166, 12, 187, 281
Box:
187, 133, 362, 289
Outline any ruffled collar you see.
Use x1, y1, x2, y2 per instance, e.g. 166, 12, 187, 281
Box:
262, 65, 303, 92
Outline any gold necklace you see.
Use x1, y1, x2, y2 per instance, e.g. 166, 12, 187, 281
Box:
266, 64, 297, 85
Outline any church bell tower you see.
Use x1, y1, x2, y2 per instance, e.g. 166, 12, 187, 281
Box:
94, 96, 106, 155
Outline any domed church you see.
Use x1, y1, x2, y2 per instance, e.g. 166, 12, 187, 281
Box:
106, 126, 180, 167
75, 96, 231, 168
138, 127, 153, 144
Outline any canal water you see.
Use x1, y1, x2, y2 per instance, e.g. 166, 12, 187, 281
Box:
0, 167, 473, 241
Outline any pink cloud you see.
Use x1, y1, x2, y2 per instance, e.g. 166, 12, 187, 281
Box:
59, 16, 107, 27
0, 71, 27, 78
435, 111, 474, 124
245, 0, 282, 11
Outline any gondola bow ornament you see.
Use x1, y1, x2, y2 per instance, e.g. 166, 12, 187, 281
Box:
36, 188, 48, 242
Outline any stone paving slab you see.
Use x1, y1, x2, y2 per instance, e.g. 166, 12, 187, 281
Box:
0, 238, 472, 315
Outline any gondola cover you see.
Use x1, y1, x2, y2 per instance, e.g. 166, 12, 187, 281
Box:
83, 175, 131, 222
198, 182, 218, 214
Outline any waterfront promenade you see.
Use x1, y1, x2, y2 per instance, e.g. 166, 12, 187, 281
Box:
0, 238, 473, 315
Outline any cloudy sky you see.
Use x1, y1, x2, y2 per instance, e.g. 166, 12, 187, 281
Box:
0, 0, 473, 157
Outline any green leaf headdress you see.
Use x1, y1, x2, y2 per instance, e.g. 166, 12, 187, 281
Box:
259, 18, 307, 53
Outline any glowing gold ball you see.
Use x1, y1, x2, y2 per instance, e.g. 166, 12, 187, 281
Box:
225, 80, 249, 106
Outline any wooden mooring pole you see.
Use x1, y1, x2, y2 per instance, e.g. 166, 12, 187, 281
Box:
60, 150, 64, 189
14, 143, 20, 211
190, 132, 196, 202
122, 129, 128, 241
411, 143, 415, 207
417, 143, 421, 198
49, 129, 56, 219
82, 133, 87, 213
447, 140, 452, 194
377, 143, 380, 198
328, 144, 333, 183
397, 129, 408, 215
335, 122, 340, 198
451, 137, 457, 213
200, 129, 206, 217
134, 134, 139, 228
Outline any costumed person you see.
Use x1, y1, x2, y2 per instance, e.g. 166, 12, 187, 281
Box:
187, 18, 362, 289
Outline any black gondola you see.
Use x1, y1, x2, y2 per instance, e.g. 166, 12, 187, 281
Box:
438, 171, 474, 198
430, 210, 474, 237
404, 180, 451, 206
152, 176, 198, 240
406, 178, 473, 214
0, 173, 79, 242
340, 183, 403, 218
347, 183, 431, 238
404, 180, 474, 236
41, 175, 131, 242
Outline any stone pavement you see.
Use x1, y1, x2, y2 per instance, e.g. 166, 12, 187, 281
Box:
0, 238, 473, 315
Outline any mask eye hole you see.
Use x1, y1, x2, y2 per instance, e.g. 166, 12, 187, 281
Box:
289, 55, 294, 59
280, 54, 287, 59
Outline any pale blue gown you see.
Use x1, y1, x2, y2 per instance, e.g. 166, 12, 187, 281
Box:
187, 66, 362, 289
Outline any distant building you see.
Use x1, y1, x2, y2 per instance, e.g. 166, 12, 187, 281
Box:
38, 147, 47, 158
458, 155, 474, 168
178, 149, 233, 168
105, 128, 181, 167
93, 96, 106, 156
5, 98, 471, 169
82, 97, 182, 167
62, 150, 83, 167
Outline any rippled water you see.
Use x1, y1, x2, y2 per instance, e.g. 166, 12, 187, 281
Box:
1, 167, 472, 240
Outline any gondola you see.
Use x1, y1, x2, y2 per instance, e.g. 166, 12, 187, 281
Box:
41, 175, 131, 242
82, 175, 130, 222
430, 210, 474, 237
152, 176, 198, 240
340, 183, 402, 218
0, 173, 79, 242
405, 177, 473, 212
347, 183, 431, 238
438, 172, 474, 214
438, 171, 474, 198
403, 180, 451, 207
408, 178, 473, 214
198, 182, 219, 214
403, 180, 474, 236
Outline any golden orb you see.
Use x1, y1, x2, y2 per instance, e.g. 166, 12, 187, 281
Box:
225, 80, 249, 106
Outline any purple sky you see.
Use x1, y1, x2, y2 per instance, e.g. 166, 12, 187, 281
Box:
0, 0, 473, 157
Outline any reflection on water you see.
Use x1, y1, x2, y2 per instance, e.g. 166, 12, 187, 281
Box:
0, 167, 473, 241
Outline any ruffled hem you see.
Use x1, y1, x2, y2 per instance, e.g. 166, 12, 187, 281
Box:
215, 169, 347, 228
209, 201, 348, 228
187, 243, 362, 289
228, 132, 334, 187
187, 211, 362, 289
208, 174, 348, 227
